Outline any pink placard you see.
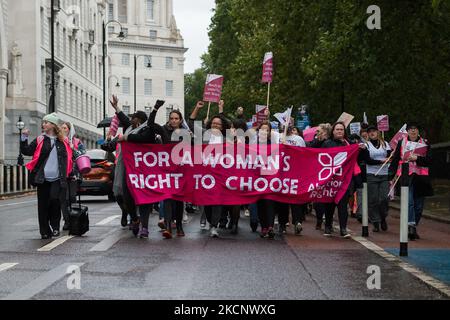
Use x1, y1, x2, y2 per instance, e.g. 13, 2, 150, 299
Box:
377, 115, 390, 132
262, 52, 274, 83
203, 74, 224, 103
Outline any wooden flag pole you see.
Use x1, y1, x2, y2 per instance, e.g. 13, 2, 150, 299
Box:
206, 102, 211, 122
374, 152, 394, 176
266, 82, 271, 110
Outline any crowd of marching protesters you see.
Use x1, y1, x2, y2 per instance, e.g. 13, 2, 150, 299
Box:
19, 96, 433, 242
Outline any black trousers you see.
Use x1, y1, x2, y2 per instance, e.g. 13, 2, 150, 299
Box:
164, 200, 184, 229
314, 203, 326, 224
37, 181, 63, 236
257, 200, 275, 229
324, 191, 350, 231
116, 185, 138, 222
205, 205, 223, 228
292, 204, 307, 225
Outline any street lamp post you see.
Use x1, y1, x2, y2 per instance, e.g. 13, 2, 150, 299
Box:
16, 115, 25, 166
102, 20, 125, 138
134, 55, 152, 113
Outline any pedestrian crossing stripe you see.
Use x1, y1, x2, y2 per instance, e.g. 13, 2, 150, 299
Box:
37, 236, 74, 252
0, 263, 18, 272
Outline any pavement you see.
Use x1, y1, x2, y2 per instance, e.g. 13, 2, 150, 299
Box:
0, 195, 449, 300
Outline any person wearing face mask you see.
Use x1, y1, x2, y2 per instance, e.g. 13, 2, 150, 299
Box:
389, 122, 433, 240
21, 113, 72, 239
361, 126, 392, 232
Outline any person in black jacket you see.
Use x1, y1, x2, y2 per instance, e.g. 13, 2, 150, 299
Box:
321, 122, 361, 239
21, 113, 71, 239
388, 122, 433, 240
108, 96, 167, 238
148, 105, 188, 239
307, 123, 332, 230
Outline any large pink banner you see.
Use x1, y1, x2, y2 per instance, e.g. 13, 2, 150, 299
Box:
121, 143, 360, 206
262, 52, 273, 83
203, 74, 224, 103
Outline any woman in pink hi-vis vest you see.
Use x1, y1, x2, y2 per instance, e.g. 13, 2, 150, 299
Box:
389, 122, 433, 240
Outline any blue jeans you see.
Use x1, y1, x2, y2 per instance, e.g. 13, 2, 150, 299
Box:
159, 201, 165, 219
249, 203, 258, 223
408, 185, 425, 226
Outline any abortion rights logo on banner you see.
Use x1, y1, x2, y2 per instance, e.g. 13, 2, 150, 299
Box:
262, 52, 274, 83
203, 74, 224, 103
121, 143, 359, 206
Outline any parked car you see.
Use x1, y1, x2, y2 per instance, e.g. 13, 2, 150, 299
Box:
77, 149, 115, 201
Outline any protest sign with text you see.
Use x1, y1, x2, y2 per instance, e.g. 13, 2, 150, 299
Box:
203, 74, 224, 103
122, 143, 359, 206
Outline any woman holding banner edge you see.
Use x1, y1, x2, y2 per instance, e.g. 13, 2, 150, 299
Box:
322, 122, 363, 238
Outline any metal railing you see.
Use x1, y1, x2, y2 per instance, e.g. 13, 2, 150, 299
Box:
0, 165, 36, 196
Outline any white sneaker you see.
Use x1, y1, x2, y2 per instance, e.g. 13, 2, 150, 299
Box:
200, 222, 207, 230
183, 213, 189, 224
244, 209, 250, 217
210, 227, 219, 238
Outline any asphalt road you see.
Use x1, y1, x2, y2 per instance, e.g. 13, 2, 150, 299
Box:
0, 195, 448, 300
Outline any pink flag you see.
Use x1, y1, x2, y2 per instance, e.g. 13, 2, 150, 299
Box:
377, 115, 390, 132
109, 114, 120, 137
262, 52, 274, 83
203, 74, 224, 103
303, 127, 319, 142
389, 124, 407, 150
402, 141, 428, 161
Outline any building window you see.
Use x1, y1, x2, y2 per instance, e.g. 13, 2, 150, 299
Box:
122, 28, 129, 37
108, 26, 114, 34
166, 105, 174, 119
144, 55, 152, 67
147, 0, 154, 20
149, 30, 157, 40
166, 57, 173, 69
122, 53, 130, 66
144, 79, 152, 96
166, 80, 173, 97
108, 3, 114, 21
123, 105, 130, 115
63, 29, 67, 61
122, 78, 130, 94
118, 0, 127, 23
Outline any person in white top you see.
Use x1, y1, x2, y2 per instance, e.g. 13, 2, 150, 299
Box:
361, 126, 392, 232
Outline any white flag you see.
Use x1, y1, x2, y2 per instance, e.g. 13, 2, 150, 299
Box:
274, 106, 293, 126
363, 112, 368, 125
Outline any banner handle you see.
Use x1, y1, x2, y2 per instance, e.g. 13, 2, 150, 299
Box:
266, 82, 271, 111
374, 152, 394, 176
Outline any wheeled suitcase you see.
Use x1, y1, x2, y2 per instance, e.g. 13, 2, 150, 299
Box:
68, 180, 89, 236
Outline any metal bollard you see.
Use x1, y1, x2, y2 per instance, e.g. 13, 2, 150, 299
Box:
399, 162, 409, 257
362, 181, 369, 237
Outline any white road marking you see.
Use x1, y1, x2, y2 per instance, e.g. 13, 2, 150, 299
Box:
95, 215, 121, 226
0, 200, 36, 208
1, 263, 84, 300
0, 263, 18, 272
37, 236, 74, 252
89, 229, 128, 252
353, 236, 450, 297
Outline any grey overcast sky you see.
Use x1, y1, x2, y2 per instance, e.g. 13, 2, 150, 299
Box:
173, 0, 216, 74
